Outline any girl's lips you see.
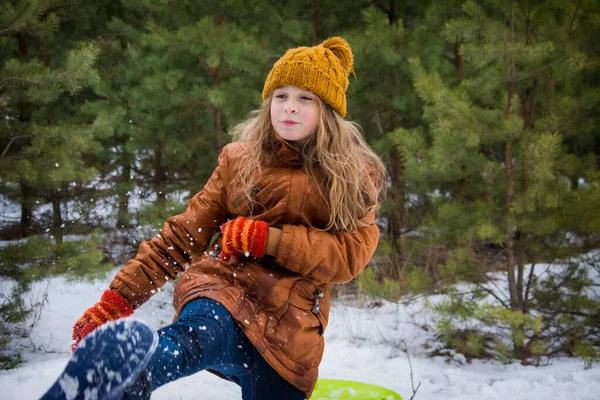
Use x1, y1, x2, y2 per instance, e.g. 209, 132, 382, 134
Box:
283, 121, 298, 126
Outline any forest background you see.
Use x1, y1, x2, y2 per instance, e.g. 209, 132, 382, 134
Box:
1, 0, 599, 371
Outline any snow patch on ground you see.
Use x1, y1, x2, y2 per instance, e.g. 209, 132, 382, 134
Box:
0, 272, 599, 399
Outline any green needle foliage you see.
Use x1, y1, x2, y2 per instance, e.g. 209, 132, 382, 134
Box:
395, 0, 600, 363
0, 0, 111, 368
0, 233, 113, 369
0, 0, 598, 369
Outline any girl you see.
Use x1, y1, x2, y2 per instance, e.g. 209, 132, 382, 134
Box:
69, 37, 386, 399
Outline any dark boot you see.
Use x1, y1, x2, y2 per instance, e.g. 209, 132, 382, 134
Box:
40, 320, 157, 400
122, 369, 152, 400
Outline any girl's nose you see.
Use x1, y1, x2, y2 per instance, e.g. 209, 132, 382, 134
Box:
284, 101, 298, 114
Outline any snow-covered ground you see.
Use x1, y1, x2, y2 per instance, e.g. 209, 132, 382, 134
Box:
0, 269, 599, 400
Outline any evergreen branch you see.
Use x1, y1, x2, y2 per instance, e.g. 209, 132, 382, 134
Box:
399, 292, 431, 305
0, 1, 61, 38
475, 282, 511, 309
0, 0, 35, 35
568, 0, 583, 35
516, 0, 528, 21
0, 106, 29, 158
0, 106, 10, 131
197, 56, 211, 73
485, 276, 512, 306
182, 98, 214, 109
557, 308, 595, 318
0, 76, 39, 87
43, 2, 84, 16
542, 324, 592, 356
510, 56, 569, 84
1, 135, 32, 158
547, 264, 580, 293
459, 51, 570, 86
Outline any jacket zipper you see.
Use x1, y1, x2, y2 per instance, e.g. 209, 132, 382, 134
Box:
311, 287, 325, 315
208, 231, 221, 259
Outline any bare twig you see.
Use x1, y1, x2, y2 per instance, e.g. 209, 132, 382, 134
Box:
28, 280, 50, 330
403, 341, 422, 399
523, 262, 536, 312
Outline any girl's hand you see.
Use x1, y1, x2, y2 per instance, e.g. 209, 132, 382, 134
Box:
220, 216, 268, 260
71, 290, 134, 352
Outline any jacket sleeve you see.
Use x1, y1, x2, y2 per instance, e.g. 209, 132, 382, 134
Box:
274, 212, 379, 284
109, 146, 230, 308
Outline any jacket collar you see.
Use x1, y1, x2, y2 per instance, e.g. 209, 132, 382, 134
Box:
268, 134, 304, 168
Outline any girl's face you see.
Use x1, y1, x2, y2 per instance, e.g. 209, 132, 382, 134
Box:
270, 86, 319, 146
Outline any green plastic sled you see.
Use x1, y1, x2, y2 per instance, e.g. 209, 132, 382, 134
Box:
311, 379, 402, 400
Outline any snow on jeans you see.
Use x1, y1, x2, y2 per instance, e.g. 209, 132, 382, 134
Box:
142, 298, 305, 400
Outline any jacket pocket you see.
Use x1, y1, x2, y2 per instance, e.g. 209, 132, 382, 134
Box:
266, 301, 322, 372
287, 279, 326, 335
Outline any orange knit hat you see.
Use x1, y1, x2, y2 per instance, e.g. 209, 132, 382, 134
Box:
262, 37, 354, 117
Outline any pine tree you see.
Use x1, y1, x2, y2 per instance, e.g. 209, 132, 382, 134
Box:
101, 0, 270, 225
346, 1, 457, 292
399, 0, 600, 361
0, 0, 115, 368
0, 0, 102, 241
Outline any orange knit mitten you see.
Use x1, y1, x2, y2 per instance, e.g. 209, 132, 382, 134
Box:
71, 289, 134, 352
220, 216, 268, 261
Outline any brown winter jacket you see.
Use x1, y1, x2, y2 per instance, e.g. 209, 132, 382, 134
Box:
109, 141, 379, 398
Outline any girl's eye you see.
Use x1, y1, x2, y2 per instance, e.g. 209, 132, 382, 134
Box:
301, 96, 313, 101
275, 94, 286, 99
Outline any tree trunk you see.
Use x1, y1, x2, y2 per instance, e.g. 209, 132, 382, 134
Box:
388, 0, 397, 25
506, 4, 527, 359
504, 4, 521, 312
311, 0, 319, 44
154, 143, 166, 210
51, 190, 63, 245
15, 33, 33, 238
212, 63, 222, 158
516, 3, 539, 314
373, 0, 399, 25
388, 146, 406, 269
15, 32, 29, 56
116, 143, 132, 228
504, 139, 518, 310
454, 44, 464, 80
20, 182, 34, 237
214, 108, 222, 152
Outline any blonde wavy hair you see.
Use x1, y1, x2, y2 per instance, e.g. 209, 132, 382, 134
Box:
230, 94, 386, 232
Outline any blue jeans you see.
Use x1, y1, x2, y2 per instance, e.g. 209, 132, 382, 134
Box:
144, 298, 305, 400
